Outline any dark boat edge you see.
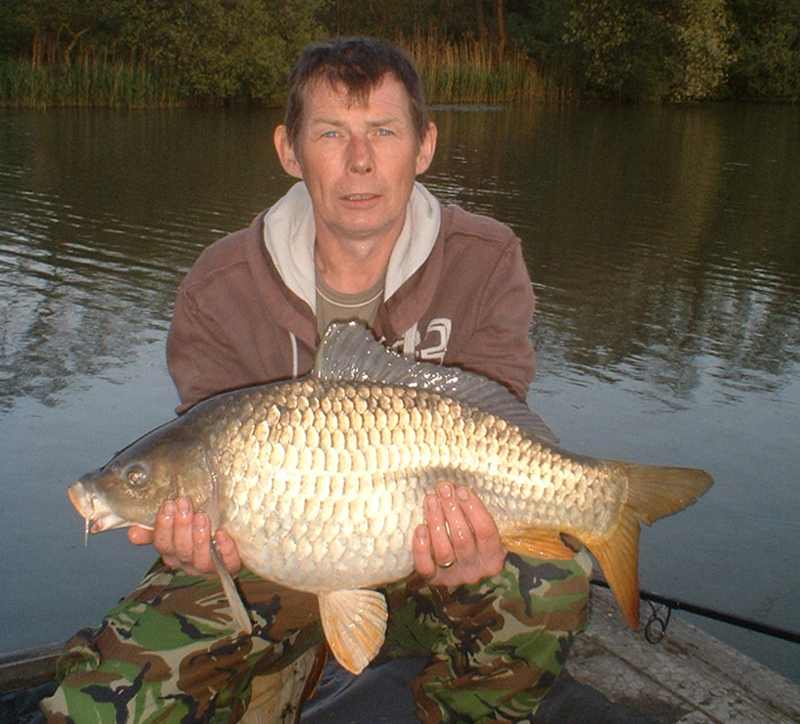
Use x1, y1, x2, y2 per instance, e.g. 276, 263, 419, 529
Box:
0, 642, 63, 693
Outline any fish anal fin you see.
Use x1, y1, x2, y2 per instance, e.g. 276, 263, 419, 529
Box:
585, 508, 641, 629
318, 589, 387, 675
501, 528, 578, 560
211, 541, 252, 635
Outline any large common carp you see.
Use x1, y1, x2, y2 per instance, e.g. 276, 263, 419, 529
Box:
68, 322, 713, 674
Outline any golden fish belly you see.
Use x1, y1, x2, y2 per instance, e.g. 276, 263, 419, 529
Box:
226, 471, 427, 591
209, 379, 625, 592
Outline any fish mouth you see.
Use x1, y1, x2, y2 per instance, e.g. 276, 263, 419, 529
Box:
67, 481, 132, 535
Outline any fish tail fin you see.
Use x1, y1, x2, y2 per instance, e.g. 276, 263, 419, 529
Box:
585, 513, 641, 628
620, 463, 714, 525
588, 463, 713, 629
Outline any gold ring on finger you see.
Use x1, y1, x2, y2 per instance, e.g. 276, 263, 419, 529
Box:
439, 559, 456, 569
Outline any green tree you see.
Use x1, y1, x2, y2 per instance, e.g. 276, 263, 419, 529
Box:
117, 0, 323, 102
669, 0, 736, 101
503, 1, 576, 93
1, 0, 323, 104
0, 0, 120, 64
563, 0, 735, 101
727, 0, 800, 99
563, 0, 674, 100
0, 1, 27, 56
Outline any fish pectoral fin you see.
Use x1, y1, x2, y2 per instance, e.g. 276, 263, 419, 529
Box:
585, 509, 641, 630
210, 541, 252, 635
318, 589, 387, 676
501, 528, 578, 559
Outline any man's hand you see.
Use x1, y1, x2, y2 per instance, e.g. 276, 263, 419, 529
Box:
128, 497, 242, 576
413, 483, 506, 587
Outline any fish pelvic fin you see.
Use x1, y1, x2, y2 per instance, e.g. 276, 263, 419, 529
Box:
210, 542, 252, 635
318, 589, 388, 675
501, 528, 579, 559
586, 462, 713, 630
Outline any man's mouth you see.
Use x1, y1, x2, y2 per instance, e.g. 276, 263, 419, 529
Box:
342, 193, 379, 202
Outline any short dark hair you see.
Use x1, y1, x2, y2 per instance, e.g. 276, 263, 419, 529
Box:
284, 37, 428, 147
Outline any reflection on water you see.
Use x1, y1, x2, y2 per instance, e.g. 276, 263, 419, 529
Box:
2, 106, 797, 413
1, 105, 798, 681
429, 104, 800, 410
0, 109, 290, 410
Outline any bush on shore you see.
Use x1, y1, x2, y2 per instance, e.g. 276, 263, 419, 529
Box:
0, 0, 797, 107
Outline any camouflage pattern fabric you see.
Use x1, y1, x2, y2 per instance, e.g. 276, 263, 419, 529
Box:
41, 552, 590, 723
384, 552, 591, 723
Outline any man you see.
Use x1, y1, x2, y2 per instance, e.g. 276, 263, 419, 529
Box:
43, 38, 589, 722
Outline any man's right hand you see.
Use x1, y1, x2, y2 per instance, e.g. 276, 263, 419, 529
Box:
128, 497, 242, 576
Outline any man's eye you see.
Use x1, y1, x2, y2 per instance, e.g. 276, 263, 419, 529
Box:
321, 130, 338, 138
376, 128, 394, 136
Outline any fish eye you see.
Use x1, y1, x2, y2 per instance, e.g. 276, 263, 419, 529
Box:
125, 464, 149, 487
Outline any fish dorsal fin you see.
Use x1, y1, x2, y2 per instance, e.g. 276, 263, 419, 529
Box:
318, 589, 388, 675
314, 322, 558, 445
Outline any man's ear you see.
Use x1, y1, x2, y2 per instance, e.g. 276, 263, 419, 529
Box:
415, 121, 438, 176
274, 125, 303, 179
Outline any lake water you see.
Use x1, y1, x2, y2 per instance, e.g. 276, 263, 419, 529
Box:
1, 103, 798, 684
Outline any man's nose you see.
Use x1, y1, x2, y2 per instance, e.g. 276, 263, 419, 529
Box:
347, 135, 374, 174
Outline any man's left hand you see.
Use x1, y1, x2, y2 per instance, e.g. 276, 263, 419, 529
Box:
413, 483, 506, 587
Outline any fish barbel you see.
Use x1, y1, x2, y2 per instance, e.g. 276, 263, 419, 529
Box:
67, 322, 713, 674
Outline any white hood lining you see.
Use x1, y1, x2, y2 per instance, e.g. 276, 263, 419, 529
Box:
263, 181, 442, 312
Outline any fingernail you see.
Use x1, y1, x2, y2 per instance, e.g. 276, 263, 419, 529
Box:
456, 486, 469, 501
440, 483, 453, 499
193, 515, 207, 532
162, 500, 175, 518
178, 498, 190, 517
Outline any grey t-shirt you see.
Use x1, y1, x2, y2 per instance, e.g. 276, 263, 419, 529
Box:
315, 275, 385, 338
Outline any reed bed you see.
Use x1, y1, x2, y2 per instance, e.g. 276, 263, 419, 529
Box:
0, 56, 182, 109
1, 36, 571, 108
404, 34, 559, 104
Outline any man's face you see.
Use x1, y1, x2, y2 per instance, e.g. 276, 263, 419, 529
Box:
275, 74, 436, 250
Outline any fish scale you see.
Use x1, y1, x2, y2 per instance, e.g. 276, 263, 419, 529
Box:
67, 322, 712, 674
199, 378, 616, 594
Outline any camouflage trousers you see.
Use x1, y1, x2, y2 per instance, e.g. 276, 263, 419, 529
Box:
41, 551, 590, 723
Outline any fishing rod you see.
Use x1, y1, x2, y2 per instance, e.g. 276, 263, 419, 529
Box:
589, 578, 800, 645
